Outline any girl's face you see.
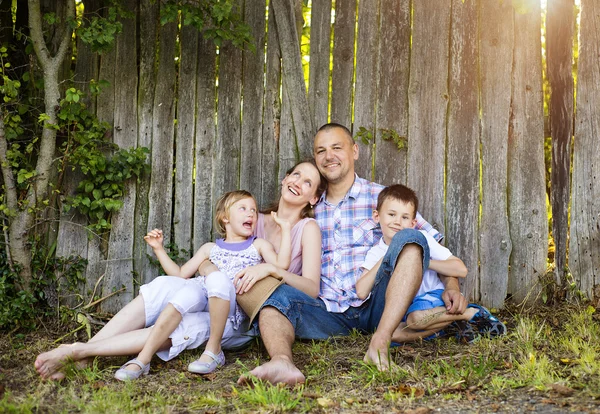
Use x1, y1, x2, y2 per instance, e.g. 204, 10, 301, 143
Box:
223, 197, 258, 240
281, 163, 321, 207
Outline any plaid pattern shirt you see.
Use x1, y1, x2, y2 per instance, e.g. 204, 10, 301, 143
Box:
315, 175, 442, 313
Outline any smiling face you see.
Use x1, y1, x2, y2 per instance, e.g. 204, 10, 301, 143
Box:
373, 197, 417, 244
280, 162, 322, 208
223, 197, 258, 241
313, 127, 358, 185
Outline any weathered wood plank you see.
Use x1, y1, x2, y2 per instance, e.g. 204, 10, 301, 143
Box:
240, 0, 267, 201
446, 0, 480, 301
407, 0, 450, 235
569, 0, 600, 296
373, 0, 410, 186
547, 0, 575, 284
56, 0, 101, 304
192, 36, 217, 250
353, 0, 379, 179
133, 0, 158, 285
330, 0, 356, 128
478, 0, 513, 308
308, 0, 331, 128
213, 29, 243, 203
146, 20, 177, 281
102, 0, 139, 312
259, 2, 282, 209
507, 2, 547, 304
173, 25, 198, 256
272, 0, 314, 160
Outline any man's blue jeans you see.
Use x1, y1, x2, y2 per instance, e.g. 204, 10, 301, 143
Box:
260, 228, 430, 339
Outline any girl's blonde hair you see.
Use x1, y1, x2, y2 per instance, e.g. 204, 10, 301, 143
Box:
214, 190, 256, 237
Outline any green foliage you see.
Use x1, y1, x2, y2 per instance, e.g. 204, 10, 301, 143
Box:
161, 0, 254, 51
75, 1, 131, 53
56, 91, 150, 232
354, 126, 373, 145
0, 239, 87, 332
380, 128, 407, 151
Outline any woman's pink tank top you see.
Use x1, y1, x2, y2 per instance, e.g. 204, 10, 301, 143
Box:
255, 213, 315, 275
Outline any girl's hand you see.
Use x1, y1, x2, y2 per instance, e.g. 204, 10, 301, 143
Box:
271, 211, 291, 231
234, 263, 276, 294
143, 228, 164, 250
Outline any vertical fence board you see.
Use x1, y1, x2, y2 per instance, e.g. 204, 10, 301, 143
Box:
373, 0, 410, 186
353, 0, 379, 178
240, 0, 267, 200
56, 0, 101, 303
146, 21, 177, 280
272, 0, 314, 161
330, 0, 356, 127
508, 4, 547, 304
133, 0, 158, 285
447, 0, 480, 300
259, 4, 282, 208
478, 0, 513, 308
308, 0, 332, 129
173, 25, 198, 255
570, 0, 600, 296
407, 0, 450, 234
193, 37, 217, 250
547, 0, 575, 284
102, 0, 139, 312
214, 37, 243, 201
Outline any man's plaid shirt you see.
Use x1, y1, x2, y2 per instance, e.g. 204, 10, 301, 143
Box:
314, 175, 442, 313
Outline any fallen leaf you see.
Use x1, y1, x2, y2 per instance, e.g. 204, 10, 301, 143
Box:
550, 383, 575, 396
317, 397, 335, 408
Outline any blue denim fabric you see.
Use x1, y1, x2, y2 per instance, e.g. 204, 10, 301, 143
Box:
261, 228, 430, 339
405, 289, 445, 316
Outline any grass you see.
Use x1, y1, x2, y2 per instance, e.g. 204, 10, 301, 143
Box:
1, 303, 600, 413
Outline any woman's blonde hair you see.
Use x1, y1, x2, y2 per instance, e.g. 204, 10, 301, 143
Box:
214, 190, 256, 237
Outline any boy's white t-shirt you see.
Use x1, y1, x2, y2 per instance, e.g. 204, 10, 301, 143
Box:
360, 230, 451, 298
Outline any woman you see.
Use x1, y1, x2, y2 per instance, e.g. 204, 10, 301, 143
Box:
34, 160, 326, 380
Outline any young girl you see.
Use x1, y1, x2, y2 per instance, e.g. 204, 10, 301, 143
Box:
114, 190, 291, 380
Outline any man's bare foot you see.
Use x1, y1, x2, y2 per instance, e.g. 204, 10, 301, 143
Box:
34, 343, 82, 380
364, 334, 392, 371
237, 356, 305, 386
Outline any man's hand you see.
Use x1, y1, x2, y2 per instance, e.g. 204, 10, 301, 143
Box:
442, 288, 467, 315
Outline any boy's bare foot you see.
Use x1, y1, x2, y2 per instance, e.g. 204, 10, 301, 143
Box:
34, 343, 82, 380
237, 356, 305, 386
364, 333, 392, 371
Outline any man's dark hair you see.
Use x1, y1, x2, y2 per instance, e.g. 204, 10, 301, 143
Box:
376, 184, 419, 218
316, 123, 354, 144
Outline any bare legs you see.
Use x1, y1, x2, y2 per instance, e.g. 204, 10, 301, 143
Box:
34, 295, 149, 379
363, 244, 423, 371
237, 306, 305, 386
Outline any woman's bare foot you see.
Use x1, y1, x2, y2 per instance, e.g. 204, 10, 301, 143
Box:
364, 333, 393, 371
237, 356, 305, 386
34, 343, 82, 380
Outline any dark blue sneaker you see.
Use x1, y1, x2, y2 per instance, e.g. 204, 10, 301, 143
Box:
454, 304, 507, 343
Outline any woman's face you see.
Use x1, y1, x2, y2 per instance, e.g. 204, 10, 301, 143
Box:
281, 163, 321, 207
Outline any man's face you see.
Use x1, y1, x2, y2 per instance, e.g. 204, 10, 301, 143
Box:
313, 128, 358, 184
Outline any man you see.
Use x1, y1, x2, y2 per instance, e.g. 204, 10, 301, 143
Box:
240, 123, 467, 385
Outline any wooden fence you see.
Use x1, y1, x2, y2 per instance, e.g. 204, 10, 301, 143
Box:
55, 0, 600, 313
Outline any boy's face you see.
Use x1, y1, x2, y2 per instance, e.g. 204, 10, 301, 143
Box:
224, 197, 257, 239
373, 198, 417, 244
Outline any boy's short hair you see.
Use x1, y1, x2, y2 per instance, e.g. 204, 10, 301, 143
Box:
214, 190, 256, 237
376, 184, 419, 218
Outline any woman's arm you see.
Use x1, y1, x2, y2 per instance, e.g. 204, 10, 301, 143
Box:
256, 212, 292, 269
235, 220, 322, 298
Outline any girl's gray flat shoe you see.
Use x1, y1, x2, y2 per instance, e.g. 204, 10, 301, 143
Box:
188, 350, 225, 374
114, 358, 150, 381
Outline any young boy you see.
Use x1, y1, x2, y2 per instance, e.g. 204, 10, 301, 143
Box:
356, 184, 506, 343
